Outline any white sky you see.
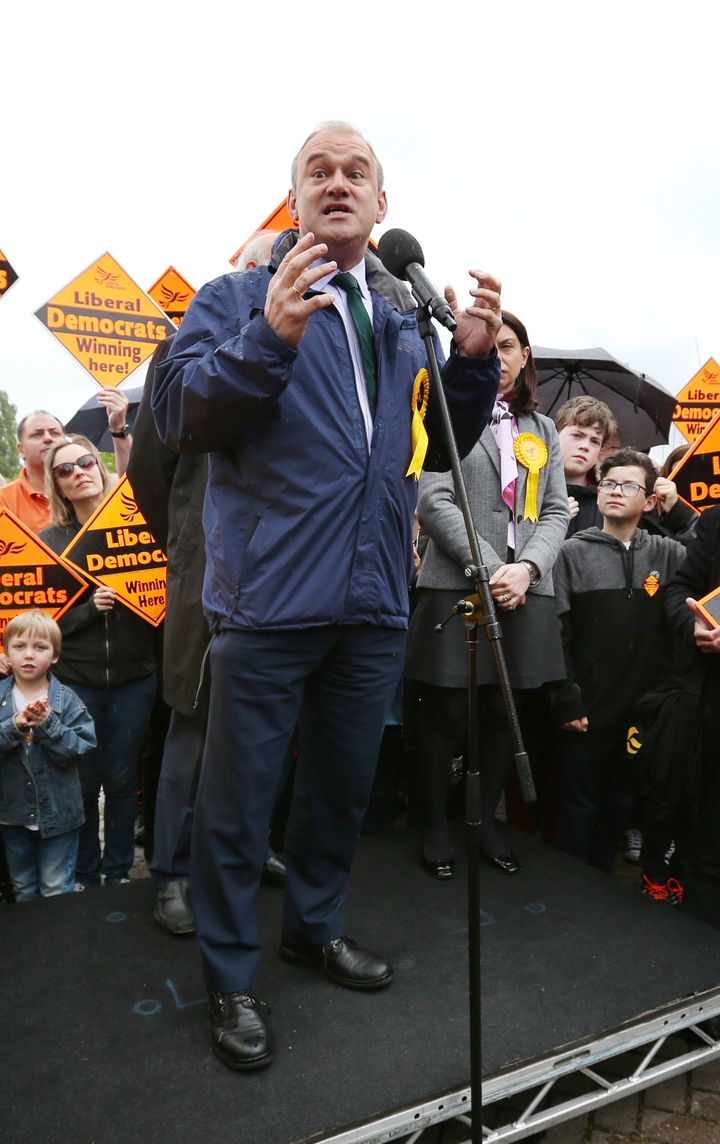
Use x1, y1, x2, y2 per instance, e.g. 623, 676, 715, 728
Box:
2, 0, 718, 455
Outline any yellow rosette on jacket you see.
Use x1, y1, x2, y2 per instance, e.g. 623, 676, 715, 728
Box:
406, 368, 430, 480
513, 433, 548, 522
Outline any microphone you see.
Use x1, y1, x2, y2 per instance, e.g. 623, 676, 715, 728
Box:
377, 228, 457, 332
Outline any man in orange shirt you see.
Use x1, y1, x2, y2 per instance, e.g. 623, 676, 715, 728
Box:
0, 411, 66, 533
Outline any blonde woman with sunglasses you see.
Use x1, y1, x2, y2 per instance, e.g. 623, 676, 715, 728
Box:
41, 436, 157, 888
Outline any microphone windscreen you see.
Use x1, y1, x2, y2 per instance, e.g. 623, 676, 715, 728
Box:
377, 229, 425, 280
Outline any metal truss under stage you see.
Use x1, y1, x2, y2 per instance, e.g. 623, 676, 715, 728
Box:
321, 986, 720, 1143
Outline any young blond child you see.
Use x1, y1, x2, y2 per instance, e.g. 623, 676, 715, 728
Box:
0, 610, 96, 900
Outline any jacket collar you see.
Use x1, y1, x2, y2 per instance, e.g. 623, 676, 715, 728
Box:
0, 671, 62, 703
480, 410, 536, 478
271, 230, 415, 313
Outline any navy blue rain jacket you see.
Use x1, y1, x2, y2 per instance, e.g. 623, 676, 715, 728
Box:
152, 235, 499, 633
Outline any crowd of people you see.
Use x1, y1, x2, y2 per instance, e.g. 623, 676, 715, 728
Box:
2, 121, 719, 1076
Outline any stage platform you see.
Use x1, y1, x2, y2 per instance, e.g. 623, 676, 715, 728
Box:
3, 828, 720, 1143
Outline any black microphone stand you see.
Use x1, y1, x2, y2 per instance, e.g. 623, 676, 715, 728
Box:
416, 303, 536, 1144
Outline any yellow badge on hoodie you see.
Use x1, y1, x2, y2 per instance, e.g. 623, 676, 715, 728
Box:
643, 571, 660, 597
627, 725, 642, 755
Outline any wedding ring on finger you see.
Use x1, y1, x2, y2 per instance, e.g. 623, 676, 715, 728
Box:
291, 283, 304, 298
501, 593, 510, 603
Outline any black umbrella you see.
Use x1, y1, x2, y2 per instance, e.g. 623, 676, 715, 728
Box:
533, 346, 676, 451
64, 385, 145, 452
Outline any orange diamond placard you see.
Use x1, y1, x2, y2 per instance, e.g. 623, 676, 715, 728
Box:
229, 199, 296, 267
672, 358, 720, 444
0, 510, 87, 646
0, 249, 19, 300
34, 252, 176, 387
669, 410, 720, 514
148, 266, 196, 327
60, 476, 167, 627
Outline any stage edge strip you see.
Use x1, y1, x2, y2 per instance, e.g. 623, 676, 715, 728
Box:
318, 985, 720, 1144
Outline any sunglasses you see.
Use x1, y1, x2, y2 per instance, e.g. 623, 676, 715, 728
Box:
53, 453, 98, 479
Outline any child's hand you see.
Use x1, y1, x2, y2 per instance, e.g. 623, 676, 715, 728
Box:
654, 477, 679, 515
22, 700, 51, 726
568, 495, 580, 518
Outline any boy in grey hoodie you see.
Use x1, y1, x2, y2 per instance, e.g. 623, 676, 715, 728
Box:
552, 448, 686, 870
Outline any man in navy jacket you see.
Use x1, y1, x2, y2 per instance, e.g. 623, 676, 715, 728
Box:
153, 121, 501, 1070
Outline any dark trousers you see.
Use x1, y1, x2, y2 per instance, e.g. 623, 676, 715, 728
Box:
72, 675, 157, 884
150, 707, 296, 884
192, 625, 405, 992
150, 709, 205, 884
413, 684, 530, 860
556, 736, 634, 871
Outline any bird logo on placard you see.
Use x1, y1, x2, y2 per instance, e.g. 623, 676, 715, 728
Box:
120, 492, 140, 523
95, 265, 121, 288
0, 540, 26, 557
160, 285, 189, 308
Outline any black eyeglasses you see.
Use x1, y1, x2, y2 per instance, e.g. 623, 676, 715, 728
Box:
53, 453, 98, 479
597, 479, 647, 497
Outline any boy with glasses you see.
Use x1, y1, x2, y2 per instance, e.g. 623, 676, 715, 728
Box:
554, 396, 695, 545
551, 448, 686, 871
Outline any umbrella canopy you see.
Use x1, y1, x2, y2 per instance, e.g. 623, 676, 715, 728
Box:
64, 385, 145, 452
533, 346, 676, 451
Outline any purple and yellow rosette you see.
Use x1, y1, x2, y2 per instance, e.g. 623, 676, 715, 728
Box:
406, 368, 430, 480
513, 433, 548, 522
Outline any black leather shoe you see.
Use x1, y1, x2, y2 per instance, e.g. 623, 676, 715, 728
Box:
261, 851, 287, 887
422, 855, 455, 880
279, 934, 393, 991
487, 851, 523, 875
208, 991, 274, 1070
154, 878, 195, 935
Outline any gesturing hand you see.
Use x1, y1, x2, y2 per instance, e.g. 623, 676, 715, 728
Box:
264, 232, 337, 347
447, 271, 503, 358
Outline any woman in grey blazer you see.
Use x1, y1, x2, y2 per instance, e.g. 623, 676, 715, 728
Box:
405, 312, 570, 878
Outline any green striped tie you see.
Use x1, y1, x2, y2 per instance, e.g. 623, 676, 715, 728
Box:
332, 272, 378, 416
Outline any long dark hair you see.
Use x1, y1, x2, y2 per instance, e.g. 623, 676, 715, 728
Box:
501, 310, 538, 417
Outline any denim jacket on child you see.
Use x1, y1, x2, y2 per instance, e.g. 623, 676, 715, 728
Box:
0, 673, 96, 838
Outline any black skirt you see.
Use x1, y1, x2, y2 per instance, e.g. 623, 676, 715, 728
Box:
404, 587, 566, 690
